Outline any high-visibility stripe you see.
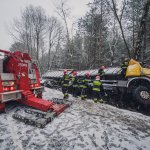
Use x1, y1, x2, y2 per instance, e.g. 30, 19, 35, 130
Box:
80, 85, 87, 88
92, 88, 100, 91
73, 85, 78, 87
63, 84, 69, 86
93, 81, 101, 86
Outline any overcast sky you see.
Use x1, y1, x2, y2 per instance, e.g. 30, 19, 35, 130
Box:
0, 0, 90, 50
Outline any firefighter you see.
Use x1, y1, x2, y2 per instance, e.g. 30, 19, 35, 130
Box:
98, 65, 105, 78
92, 75, 103, 103
71, 71, 79, 97
80, 72, 91, 100
121, 58, 129, 75
61, 70, 70, 99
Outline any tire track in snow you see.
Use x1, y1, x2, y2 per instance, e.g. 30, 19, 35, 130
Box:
7, 111, 23, 150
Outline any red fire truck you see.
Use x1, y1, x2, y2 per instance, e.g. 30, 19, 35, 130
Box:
0, 50, 69, 128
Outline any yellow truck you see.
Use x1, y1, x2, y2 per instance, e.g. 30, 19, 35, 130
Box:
102, 59, 150, 106
126, 59, 150, 105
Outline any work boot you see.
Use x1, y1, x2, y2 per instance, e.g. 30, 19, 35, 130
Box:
64, 94, 69, 99
81, 97, 84, 100
94, 101, 98, 103
81, 95, 83, 100
93, 99, 98, 103
66, 95, 69, 99
81, 95, 86, 100
83, 96, 87, 100
74, 95, 78, 98
99, 99, 104, 103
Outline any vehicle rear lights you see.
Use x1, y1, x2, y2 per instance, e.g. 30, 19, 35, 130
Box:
3, 86, 15, 92
30, 83, 39, 88
35, 83, 39, 87
2, 81, 16, 92
3, 87, 9, 92
10, 87, 15, 91
31, 84, 34, 88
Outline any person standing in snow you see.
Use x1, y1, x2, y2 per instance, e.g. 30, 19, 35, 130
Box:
71, 71, 79, 97
80, 72, 91, 100
92, 75, 103, 103
61, 70, 70, 99
98, 65, 105, 78
121, 58, 129, 75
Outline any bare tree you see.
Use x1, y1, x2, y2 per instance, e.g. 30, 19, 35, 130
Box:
107, 18, 120, 66
10, 6, 36, 55
50, 25, 64, 69
47, 17, 62, 70
134, 0, 150, 60
106, 0, 131, 58
32, 6, 47, 60
10, 5, 46, 60
9, 42, 26, 52
55, 0, 73, 67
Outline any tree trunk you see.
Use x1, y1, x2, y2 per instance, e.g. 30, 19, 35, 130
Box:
134, 0, 150, 60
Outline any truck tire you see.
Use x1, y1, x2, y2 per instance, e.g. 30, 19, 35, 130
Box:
132, 86, 150, 105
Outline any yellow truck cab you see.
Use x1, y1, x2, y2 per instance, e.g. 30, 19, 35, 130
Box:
125, 59, 150, 105
102, 59, 150, 106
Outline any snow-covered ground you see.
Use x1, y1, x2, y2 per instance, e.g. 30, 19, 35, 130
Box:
0, 88, 150, 150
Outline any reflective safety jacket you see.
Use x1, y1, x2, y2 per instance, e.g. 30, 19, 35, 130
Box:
62, 74, 70, 87
121, 61, 128, 69
71, 76, 78, 87
92, 80, 102, 92
79, 77, 91, 88
98, 69, 104, 76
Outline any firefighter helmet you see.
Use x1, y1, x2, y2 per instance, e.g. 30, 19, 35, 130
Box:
73, 71, 77, 76
96, 75, 100, 80
64, 70, 67, 75
85, 72, 90, 77
100, 65, 105, 70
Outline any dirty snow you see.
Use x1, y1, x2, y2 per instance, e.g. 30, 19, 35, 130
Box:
0, 87, 150, 150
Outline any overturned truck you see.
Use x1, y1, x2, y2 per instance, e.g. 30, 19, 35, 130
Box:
42, 59, 150, 112
102, 59, 150, 107
42, 62, 150, 107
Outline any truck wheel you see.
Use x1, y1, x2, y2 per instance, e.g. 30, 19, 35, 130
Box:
132, 86, 150, 105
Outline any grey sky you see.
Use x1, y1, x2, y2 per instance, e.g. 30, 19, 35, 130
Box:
0, 0, 90, 50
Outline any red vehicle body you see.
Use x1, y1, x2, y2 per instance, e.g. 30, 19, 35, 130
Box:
0, 50, 68, 115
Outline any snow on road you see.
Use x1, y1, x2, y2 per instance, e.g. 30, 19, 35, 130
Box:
0, 87, 150, 150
